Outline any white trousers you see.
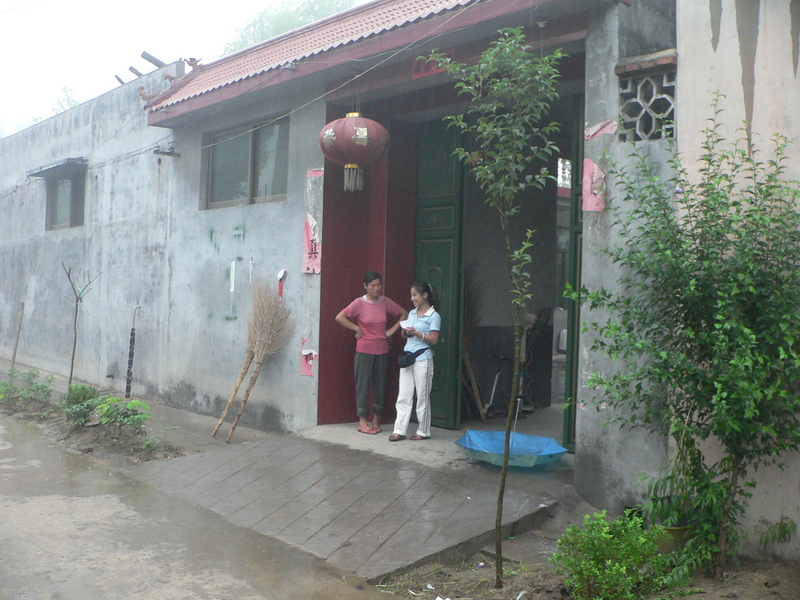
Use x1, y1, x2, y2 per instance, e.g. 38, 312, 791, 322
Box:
393, 358, 434, 438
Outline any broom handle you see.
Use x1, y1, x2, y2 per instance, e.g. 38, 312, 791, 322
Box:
226, 360, 264, 443
212, 350, 254, 437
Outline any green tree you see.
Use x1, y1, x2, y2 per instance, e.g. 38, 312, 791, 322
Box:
224, 0, 358, 54
580, 102, 800, 578
53, 86, 79, 115
428, 28, 563, 588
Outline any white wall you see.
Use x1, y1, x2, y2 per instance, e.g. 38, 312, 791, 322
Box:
676, 0, 800, 559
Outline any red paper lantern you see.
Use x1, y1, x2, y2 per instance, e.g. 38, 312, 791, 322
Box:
318, 112, 390, 191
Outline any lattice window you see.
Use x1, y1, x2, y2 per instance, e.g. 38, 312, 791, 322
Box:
619, 70, 675, 142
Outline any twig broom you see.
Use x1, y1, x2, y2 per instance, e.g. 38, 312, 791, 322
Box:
212, 281, 292, 441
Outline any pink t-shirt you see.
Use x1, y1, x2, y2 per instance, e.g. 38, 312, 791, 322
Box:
343, 296, 404, 355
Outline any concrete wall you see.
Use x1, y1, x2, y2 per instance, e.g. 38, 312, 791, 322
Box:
574, 2, 675, 513
149, 82, 327, 433
676, 0, 800, 559
0, 67, 177, 387
575, 0, 800, 560
0, 65, 326, 433
677, 0, 800, 168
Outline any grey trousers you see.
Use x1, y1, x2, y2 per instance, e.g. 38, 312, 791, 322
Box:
354, 352, 388, 418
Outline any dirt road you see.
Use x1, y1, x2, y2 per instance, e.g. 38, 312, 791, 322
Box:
0, 417, 388, 600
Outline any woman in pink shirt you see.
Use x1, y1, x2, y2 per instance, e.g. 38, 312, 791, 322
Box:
336, 272, 407, 434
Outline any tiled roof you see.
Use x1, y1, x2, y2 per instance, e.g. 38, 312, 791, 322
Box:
151, 0, 476, 111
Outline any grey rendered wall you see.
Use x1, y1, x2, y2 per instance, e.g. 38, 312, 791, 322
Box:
0, 68, 177, 387
152, 85, 327, 433
0, 66, 326, 433
676, 0, 800, 560
574, 2, 675, 513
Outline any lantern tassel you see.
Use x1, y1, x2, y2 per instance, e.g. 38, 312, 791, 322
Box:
344, 164, 364, 192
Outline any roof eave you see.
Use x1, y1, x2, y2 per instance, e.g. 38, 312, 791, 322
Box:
147, 0, 605, 128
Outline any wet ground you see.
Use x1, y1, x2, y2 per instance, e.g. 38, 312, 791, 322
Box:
0, 417, 389, 600
0, 357, 577, 596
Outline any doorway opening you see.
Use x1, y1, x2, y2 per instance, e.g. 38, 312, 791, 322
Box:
409, 92, 583, 447
318, 71, 584, 452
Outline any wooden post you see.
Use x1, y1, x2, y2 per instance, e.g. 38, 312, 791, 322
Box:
11, 302, 24, 369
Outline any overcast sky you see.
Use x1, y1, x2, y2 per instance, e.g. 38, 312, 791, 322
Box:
0, 0, 281, 137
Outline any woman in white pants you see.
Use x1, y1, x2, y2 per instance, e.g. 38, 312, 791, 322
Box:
389, 281, 440, 441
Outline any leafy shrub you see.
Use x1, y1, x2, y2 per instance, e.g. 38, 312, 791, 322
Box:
62, 384, 102, 428
759, 517, 797, 550
0, 368, 53, 408
97, 397, 150, 435
578, 103, 800, 577
141, 435, 159, 450
0, 369, 17, 403
62, 384, 99, 407
19, 368, 53, 404
550, 511, 681, 600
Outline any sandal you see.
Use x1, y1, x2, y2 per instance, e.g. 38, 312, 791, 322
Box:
372, 425, 382, 434
358, 425, 378, 435
409, 434, 429, 441
388, 434, 406, 442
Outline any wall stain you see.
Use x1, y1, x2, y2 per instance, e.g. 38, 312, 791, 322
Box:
736, 0, 760, 138
792, 0, 800, 76
209, 228, 220, 254
710, 0, 723, 51
233, 223, 246, 241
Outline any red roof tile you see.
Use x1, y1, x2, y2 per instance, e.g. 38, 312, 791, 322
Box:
150, 0, 476, 111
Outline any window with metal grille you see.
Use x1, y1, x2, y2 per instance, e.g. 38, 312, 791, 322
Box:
619, 70, 675, 142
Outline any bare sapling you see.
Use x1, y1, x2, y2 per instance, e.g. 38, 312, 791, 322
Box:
222, 281, 293, 442
427, 29, 562, 587
62, 262, 101, 387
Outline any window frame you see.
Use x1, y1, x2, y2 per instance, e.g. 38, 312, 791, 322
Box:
202, 115, 290, 209
29, 158, 88, 231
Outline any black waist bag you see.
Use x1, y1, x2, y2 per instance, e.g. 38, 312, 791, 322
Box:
398, 348, 426, 368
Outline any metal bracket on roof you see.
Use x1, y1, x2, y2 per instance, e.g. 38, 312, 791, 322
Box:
153, 142, 180, 157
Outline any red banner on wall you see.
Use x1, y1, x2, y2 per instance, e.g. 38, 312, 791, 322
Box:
303, 213, 321, 273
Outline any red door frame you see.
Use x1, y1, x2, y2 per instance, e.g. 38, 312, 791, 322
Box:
317, 114, 417, 425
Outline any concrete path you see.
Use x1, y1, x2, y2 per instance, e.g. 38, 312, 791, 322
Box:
2, 358, 575, 581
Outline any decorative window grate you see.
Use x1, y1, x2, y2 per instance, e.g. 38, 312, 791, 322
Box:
619, 70, 675, 142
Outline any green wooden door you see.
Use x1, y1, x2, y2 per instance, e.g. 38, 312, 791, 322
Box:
415, 120, 462, 429
562, 95, 584, 452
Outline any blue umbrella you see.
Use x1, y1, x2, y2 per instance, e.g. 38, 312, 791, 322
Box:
455, 430, 567, 468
